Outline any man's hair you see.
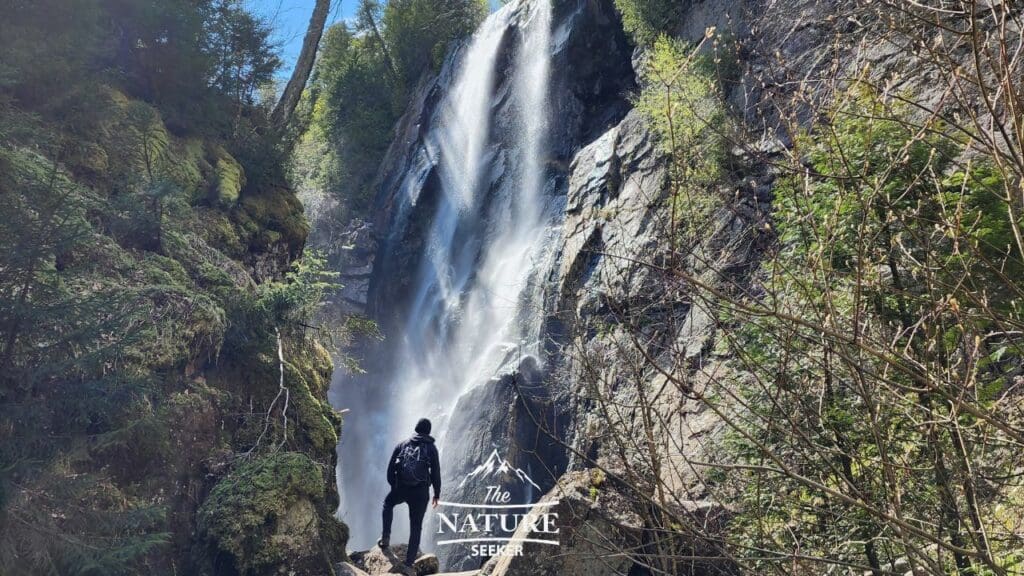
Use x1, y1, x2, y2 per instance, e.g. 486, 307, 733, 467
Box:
415, 418, 431, 435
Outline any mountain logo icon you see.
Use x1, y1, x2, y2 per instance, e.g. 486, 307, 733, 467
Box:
458, 449, 541, 491
437, 448, 560, 553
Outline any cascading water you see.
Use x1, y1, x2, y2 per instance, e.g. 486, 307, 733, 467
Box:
334, 0, 556, 551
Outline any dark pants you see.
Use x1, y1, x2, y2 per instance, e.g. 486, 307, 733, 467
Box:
382, 484, 430, 566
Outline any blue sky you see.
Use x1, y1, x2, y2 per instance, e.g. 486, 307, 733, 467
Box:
248, 0, 501, 78
246, 0, 354, 78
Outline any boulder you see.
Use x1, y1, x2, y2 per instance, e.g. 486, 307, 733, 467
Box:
196, 452, 347, 576
437, 357, 570, 571
336, 562, 372, 576
413, 554, 440, 575
480, 471, 735, 576
350, 545, 440, 575
479, 470, 643, 576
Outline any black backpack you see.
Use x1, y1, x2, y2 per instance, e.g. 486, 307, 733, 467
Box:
397, 442, 430, 486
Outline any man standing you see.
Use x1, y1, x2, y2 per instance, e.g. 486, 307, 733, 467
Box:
379, 418, 441, 572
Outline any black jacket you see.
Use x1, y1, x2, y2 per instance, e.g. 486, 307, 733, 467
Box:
387, 434, 441, 497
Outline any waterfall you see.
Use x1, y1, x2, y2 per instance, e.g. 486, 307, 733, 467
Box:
438, 0, 553, 416
335, 0, 556, 551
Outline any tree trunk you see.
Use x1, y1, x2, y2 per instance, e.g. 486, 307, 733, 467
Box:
358, 1, 399, 83
271, 0, 331, 132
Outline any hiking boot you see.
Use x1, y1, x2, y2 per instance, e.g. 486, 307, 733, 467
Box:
377, 536, 389, 550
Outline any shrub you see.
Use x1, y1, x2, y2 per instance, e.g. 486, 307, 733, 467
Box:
634, 35, 729, 248
614, 0, 682, 45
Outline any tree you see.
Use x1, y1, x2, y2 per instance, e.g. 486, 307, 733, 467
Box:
355, 0, 399, 82
271, 0, 332, 132
205, 0, 281, 130
382, 0, 487, 89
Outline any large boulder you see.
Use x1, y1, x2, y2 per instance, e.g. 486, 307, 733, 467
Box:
480, 471, 734, 576
480, 470, 643, 576
437, 356, 571, 571
196, 452, 348, 575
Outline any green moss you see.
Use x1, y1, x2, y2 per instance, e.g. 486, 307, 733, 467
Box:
162, 228, 253, 305
194, 208, 247, 258
587, 468, 606, 500
197, 452, 324, 574
238, 186, 309, 251
70, 141, 110, 175
166, 138, 210, 201
256, 229, 282, 249
320, 515, 350, 562
210, 144, 245, 205
138, 252, 192, 288
284, 362, 340, 453
307, 340, 334, 396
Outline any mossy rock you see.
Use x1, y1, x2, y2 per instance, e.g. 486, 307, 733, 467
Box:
208, 143, 245, 206
167, 137, 212, 201
137, 251, 192, 288
296, 339, 333, 397
2, 83, 343, 576
197, 452, 340, 576
194, 208, 248, 260
283, 362, 340, 454
69, 141, 109, 176
320, 514, 350, 562
159, 382, 229, 464
237, 185, 309, 256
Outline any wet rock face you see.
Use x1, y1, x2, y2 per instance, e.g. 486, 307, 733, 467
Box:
550, 99, 768, 509
346, 0, 638, 565
547, 0, 637, 157
332, 218, 378, 315
366, 0, 636, 331
438, 357, 572, 571
554, 110, 668, 324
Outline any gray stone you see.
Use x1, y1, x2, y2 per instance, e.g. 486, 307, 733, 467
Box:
479, 471, 734, 576
351, 545, 403, 574
336, 562, 372, 576
350, 545, 441, 575
413, 554, 440, 575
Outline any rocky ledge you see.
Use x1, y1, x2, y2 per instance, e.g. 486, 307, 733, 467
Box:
338, 546, 446, 575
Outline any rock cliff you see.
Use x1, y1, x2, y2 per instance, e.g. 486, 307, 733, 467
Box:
334, 0, 957, 573
0, 86, 347, 574
336, 0, 755, 571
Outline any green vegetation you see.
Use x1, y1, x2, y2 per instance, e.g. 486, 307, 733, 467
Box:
613, 0, 682, 45
293, 0, 486, 232
198, 452, 348, 574
587, 3, 1024, 572
719, 87, 1024, 575
0, 100, 340, 572
383, 0, 490, 90
0, 1, 347, 573
0, 0, 492, 568
635, 35, 730, 248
